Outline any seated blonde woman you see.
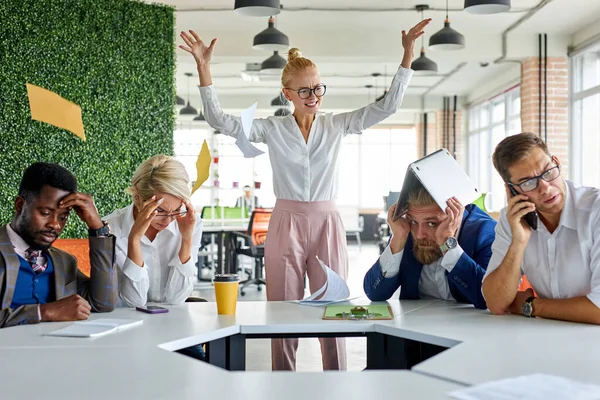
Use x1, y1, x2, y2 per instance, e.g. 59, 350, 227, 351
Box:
103, 155, 203, 307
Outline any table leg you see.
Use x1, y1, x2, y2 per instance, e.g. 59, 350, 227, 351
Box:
206, 335, 246, 371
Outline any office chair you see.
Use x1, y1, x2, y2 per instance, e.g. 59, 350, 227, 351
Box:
228, 208, 272, 296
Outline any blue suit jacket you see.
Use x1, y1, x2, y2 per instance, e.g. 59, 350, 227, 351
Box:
363, 205, 496, 309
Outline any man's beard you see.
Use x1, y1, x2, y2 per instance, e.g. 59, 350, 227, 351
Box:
16, 214, 58, 251
413, 239, 443, 265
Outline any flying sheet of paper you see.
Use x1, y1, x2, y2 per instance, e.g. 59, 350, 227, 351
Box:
448, 374, 600, 400
235, 102, 265, 158
26, 83, 86, 141
191, 140, 211, 195
291, 256, 351, 307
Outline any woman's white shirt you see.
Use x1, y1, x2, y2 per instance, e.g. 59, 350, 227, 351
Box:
103, 204, 203, 307
199, 66, 413, 202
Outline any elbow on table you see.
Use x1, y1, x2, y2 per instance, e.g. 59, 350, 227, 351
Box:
487, 305, 507, 316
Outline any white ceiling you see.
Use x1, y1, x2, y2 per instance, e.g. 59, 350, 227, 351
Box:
153, 0, 600, 116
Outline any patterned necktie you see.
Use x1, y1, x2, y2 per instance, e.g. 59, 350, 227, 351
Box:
25, 248, 46, 274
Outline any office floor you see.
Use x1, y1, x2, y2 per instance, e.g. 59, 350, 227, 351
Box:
192, 242, 389, 372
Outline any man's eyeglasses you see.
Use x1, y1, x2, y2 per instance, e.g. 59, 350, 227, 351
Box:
507, 165, 561, 193
285, 84, 326, 99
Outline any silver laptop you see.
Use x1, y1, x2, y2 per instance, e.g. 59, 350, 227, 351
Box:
393, 149, 480, 221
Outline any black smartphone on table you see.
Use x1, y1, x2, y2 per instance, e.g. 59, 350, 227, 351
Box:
509, 186, 538, 230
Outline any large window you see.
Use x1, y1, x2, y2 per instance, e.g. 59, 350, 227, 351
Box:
174, 124, 274, 212
571, 44, 600, 187
467, 86, 521, 211
351, 128, 417, 209
174, 124, 417, 211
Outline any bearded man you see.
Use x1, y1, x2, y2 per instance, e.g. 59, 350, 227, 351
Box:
363, 182, 496, 309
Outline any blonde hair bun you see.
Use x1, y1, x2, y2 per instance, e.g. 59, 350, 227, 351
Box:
281, 48, 317, 87
287, 48, 302, 62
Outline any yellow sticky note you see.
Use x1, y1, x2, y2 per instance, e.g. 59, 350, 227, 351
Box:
192, 140, 211, 194
26, 83, 86, 141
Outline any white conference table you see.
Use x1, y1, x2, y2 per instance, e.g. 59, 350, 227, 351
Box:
0, 298, 462, 400
1, 298, 599, 399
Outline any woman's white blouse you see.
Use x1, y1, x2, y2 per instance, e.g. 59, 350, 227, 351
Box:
103, 204, 203, 307
199, 66, 413, 202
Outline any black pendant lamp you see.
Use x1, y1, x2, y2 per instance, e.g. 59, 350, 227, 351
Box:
180, 73, 198, 115
253, 16, 289, 51
261, 50, 287, 73
193, 113, 206, 121
234, 0, 281, 17
271, 92, 289, 106
411, 6, 438, 75
429, 0, 465, 50
175, 95, 185, 106
464, 0, 510, 14
274, 108, 291, 116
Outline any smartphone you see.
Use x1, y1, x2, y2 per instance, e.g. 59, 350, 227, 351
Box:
509, 186, 538, 230
136, 305, 169, 314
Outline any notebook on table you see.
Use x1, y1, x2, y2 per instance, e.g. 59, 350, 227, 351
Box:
45, 318, 143, 338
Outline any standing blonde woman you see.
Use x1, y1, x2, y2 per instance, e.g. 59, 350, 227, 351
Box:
179, 19, 430, 371
103, 155, 203, 307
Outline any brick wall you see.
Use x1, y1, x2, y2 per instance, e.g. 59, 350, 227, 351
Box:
520, 57, 569, 176
416, 109, 463, 165
415, 120, 437, 158
436, 109, 464, 165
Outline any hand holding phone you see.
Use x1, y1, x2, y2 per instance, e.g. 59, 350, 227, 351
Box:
508, 186, 538, 231
136, 305, 169, 314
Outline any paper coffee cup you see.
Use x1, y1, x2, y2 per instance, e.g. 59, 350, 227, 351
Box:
213, 274, 239, 315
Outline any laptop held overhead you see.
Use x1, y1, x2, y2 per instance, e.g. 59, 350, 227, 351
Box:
393, 149, 480, 221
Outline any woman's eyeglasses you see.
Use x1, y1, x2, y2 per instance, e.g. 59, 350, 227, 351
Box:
285, 84, 327, 99
154, 208, 187, 220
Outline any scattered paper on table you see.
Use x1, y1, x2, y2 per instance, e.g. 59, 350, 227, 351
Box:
26, 83, 86, 141
235, 102, 265, 158
291, 256, 350, 307
448, 374, 600, 400
191, 140, 211, 194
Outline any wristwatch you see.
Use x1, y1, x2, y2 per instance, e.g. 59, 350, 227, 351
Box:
521, 296, 536, 318
439, 237, 458, 254
88, 221, 111, 237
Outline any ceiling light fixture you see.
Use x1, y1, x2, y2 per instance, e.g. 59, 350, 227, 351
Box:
234, 0, 281, 17
253, 16, 289, 51
429, 0, 465, 50
464, 0, 511, 14
260, 50, 287, 74
411, 5, 438, 76
271, 92, 290, 106
180, 72, 198, 115
274, 108, 291, 116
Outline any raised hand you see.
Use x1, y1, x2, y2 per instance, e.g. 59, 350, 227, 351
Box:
179, 30, 218, 67
435, 197, 465, 247
402, 18, 432, 52
59, 193, 103, 230
401, 18, 432, 69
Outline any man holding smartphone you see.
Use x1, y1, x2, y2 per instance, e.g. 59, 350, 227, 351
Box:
483, 132, 600, 324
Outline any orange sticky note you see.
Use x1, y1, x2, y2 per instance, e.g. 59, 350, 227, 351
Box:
26, 83, 85, 141
192, 140, 211, 194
